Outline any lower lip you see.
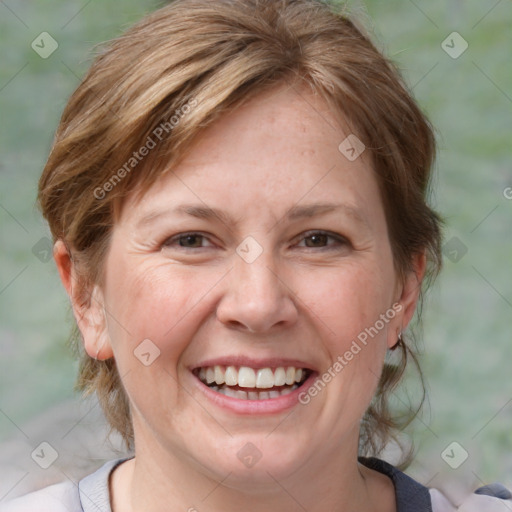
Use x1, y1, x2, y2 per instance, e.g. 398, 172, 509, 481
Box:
193, 372, 318, 414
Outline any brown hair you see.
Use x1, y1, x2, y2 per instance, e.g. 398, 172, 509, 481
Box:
38, 0, 442, 459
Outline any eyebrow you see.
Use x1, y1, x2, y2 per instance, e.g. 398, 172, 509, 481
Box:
286, 203, 368, 226
137, 204, 233, 228
137, 202, 369, 229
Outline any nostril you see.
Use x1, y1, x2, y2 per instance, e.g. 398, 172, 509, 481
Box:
223, 319, 287, 333
226, 320, 247, 330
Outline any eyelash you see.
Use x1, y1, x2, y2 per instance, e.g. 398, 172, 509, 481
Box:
161, 230, 349, 251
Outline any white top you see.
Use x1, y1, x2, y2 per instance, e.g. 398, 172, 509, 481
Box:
0, 458, 510, 511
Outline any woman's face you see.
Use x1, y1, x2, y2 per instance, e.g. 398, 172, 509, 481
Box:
78, 84, 421, 485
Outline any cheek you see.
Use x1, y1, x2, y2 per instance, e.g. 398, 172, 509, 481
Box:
296, 260, 396, 410
297, 261, 395, 346
102, 258, 223, 369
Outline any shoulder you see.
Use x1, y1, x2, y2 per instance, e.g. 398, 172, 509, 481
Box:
431, 483, 512, 512
360, 457, 512, 512
0, 458, 127, 512
360, 457, 432, 510
0, 480, 79, 512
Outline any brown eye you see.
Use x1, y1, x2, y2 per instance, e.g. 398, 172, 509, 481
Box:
162, 232, 214, 250
178, 234, 205, 248
304, 233, 329, 247
296, 230, 349, 250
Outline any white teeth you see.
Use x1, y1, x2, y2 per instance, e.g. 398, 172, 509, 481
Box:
256, 368, 274, 389
206, 367, 215, 384
274, 367, 286, 386
197, 365, 308, 390
214, 384, 299, 400
238, 367, 256, 388
222, 386, 238, 398
214, 365, 225, 385
224, 366, 238, 386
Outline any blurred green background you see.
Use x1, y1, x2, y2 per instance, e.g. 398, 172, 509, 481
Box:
1, 0, 511, 495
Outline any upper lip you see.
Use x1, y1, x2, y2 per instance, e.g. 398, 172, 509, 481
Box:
190, 356, 317, 372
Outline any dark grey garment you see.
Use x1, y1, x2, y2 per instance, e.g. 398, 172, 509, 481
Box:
359, 457, 432, 512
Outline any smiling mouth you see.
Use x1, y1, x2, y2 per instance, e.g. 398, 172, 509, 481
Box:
193, 365, 311, 400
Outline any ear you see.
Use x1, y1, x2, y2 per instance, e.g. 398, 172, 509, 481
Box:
387, 251, 427, 349
54, 240, 114, 360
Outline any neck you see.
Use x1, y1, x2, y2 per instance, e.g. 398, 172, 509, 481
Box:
110, 432, 395, 512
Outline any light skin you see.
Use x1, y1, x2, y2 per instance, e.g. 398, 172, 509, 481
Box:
55, 83, 425, 511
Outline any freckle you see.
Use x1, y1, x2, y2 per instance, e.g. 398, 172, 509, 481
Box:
301, 148, 315, 157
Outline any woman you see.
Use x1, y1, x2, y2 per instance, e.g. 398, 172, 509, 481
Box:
1, 0, 509, 510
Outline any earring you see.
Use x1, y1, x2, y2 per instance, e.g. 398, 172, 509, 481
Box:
390, 331, 402, 351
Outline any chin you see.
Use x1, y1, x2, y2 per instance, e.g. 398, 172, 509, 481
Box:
203, 434, 311, 487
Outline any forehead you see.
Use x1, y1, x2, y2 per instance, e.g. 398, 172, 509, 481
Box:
178, 84, 345, 173
120, 84, 384, 230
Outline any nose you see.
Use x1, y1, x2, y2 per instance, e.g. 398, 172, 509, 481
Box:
216, 252, 298, 333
